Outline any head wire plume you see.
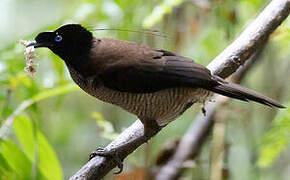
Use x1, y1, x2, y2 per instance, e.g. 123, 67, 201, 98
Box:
85, 25, 170, 39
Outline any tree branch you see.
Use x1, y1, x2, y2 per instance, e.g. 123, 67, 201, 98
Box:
70, 0, 289, 179
207, 0, 289, 78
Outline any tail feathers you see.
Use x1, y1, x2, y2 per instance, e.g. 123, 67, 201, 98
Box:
209, 82, 285, 108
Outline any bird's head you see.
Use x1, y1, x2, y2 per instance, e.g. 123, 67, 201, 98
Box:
28, 24, 93, 61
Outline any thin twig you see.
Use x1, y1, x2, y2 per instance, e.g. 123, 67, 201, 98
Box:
70, 0, 289, 179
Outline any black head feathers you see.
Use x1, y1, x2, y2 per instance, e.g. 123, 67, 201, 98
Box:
32, 24, 93, 61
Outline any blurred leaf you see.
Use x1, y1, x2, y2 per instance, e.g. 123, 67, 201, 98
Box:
92, 112, 119, 140
13, 114, 36, 161
31, 83, 79, 102
0, 153, 15, 180
243, 0, 263, 7
0, 83, 79, 139
0, 140, 32, 179
37, 129, 63, 180
18, 72, 32, 88
142, 0, 183, 28
258, 105, 290, 167
8, 76, 19, 89
92, 112, 114, 133
0, 152, 10, 171
13, 114, 62, 180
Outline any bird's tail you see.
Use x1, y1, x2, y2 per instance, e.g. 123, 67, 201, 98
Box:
208, 81, 285, 108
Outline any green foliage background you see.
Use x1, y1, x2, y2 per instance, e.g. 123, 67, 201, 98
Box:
0, 0, 289, 179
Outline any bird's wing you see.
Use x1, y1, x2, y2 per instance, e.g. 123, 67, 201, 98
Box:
98, 48, 218, 93
87, 39, 284, 108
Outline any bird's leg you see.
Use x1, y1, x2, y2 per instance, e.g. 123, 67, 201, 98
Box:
89, 119, 162, 174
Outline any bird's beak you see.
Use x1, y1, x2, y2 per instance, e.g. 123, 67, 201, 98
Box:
26, 41, 37, 47
26, 41, 51, 48
27, 31, 55, 48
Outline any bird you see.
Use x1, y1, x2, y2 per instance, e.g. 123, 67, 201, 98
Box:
27, 24, 284, 171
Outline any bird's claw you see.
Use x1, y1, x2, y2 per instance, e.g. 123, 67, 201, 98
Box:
89, 147, 124, 174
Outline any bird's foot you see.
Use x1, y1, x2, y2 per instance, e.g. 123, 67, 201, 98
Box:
89, 147, 123, 174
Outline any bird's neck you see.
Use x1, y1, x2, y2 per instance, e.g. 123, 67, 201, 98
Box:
64, 55, 95, 78
54, 40, 95, 77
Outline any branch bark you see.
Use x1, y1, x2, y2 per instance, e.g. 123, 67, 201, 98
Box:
70, 0, 290, 179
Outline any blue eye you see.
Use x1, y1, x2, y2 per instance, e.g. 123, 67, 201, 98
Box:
55, 35, 62, 42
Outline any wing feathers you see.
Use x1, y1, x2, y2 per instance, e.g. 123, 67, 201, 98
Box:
100, 52, 216, 93
92, 41, 284, 108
